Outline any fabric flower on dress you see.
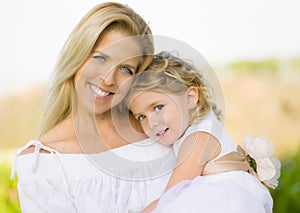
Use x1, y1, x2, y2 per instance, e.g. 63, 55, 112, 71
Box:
241, 134, 281, 189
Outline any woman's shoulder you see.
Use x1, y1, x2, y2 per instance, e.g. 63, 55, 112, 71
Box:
20, 119, 81, 155
18, 139, 81, 156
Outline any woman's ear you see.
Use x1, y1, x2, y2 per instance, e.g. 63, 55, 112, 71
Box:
187, 86, 199, 109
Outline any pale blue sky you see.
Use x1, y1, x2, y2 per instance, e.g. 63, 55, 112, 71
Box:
0, 0, 300, 95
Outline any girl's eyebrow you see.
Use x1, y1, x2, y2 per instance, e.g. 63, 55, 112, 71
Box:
148, 101, 161, 109
132, 100, 162, 117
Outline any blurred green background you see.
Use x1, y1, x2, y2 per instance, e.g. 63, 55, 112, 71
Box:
1, 56, 299, 212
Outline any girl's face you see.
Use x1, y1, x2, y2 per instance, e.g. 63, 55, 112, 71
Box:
129, 89, 197, 145
75, 30, 142, 116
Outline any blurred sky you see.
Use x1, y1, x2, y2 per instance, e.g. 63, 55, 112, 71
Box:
0, 0, 300, 96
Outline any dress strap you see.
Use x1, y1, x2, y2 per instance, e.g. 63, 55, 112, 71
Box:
18, 139, 59, 155
11, 140, 59, 179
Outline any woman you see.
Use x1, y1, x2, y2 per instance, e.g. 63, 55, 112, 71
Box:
12, 2, 174, 212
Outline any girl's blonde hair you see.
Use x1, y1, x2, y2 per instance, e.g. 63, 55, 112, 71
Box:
126, 51, 222, 124
38, 2, 154, 137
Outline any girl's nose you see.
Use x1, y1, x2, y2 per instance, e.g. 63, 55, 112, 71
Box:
149, 112, 165, 128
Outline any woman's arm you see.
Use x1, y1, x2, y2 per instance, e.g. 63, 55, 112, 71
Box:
142, 131, 221, 212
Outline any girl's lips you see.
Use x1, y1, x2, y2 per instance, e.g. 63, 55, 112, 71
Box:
89, 83, 114, 98
156, 128, 169, 137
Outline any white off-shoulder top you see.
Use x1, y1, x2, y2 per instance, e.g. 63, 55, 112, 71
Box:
12, 110, 228, 213
11, 139, 175, 213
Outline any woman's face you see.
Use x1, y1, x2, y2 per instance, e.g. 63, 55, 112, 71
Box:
74, 30, 142, 116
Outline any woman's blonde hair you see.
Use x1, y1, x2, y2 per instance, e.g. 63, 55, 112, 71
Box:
126, 51, 221, 124
38, 2, 154, 137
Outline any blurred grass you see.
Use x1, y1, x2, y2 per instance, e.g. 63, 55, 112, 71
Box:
230, 57, 279, 76
271, 145, 300, 212
222, 75, 300, 157
0, 161, 20, 212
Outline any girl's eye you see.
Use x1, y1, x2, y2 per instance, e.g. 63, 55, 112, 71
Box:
154, 105, 164, 111
93, 55, 105, 62
121, 66, 134, 75
137, 114, 146, 121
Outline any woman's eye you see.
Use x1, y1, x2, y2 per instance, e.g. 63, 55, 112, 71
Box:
137, 115, 146, 121
154, 105, 164, 111
121, 66, 133, 75
93, 55, 105, 62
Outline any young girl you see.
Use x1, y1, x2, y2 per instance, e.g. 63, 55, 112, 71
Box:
125, 51, 278, 213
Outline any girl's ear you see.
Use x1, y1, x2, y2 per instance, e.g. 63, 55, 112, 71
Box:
187, 86, 199, 109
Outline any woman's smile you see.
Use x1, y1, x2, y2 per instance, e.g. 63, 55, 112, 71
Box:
89, 83, 114, 100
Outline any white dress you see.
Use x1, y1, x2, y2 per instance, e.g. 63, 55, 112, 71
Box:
151, 111, 274, 213
11, 138, 176, 213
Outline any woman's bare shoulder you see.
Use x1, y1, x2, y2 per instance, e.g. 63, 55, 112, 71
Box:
19, 119, 81, 155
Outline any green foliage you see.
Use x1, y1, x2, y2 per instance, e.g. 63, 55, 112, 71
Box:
230, 58, 278, 75
271, 146, 300, 213
0, 163, 21, 213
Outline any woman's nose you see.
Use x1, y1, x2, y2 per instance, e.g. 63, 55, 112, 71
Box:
102, 68, 116, 86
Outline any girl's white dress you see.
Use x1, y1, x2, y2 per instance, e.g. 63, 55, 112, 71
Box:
12, 138, 176, 213
151, 111, 273, 213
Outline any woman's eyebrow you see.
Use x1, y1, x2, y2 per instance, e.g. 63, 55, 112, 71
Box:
122, 63, 138, 71
93, 50, 138, 70
93, 50, 110, 58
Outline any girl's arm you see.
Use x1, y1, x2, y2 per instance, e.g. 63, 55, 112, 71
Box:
142, 131, 221, 212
